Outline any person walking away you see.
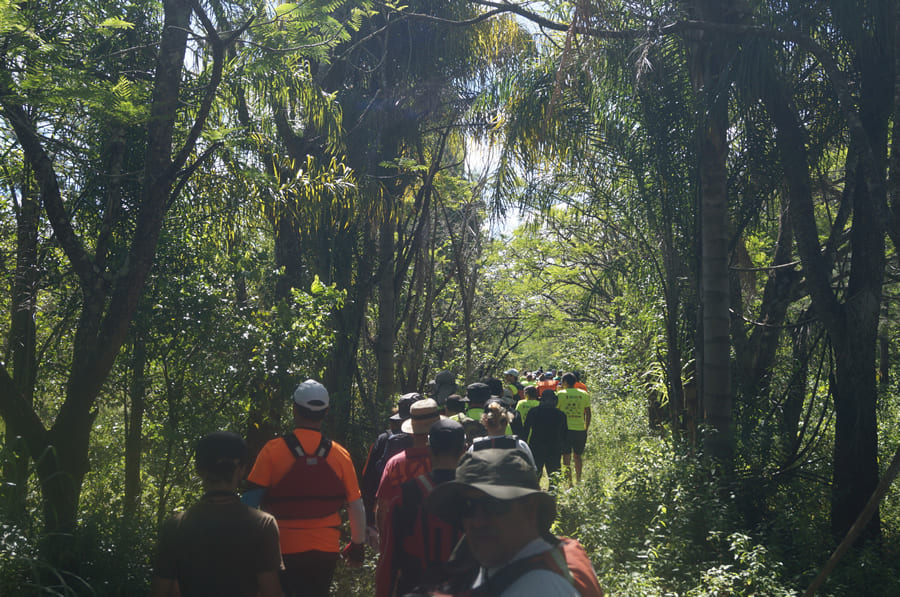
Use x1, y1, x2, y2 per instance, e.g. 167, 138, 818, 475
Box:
430, 370, 458, 407
556, 372, 591, 484
470, 398, 535, 468
424, 448, 603, 596
152, 431, 283, 597
244, 380, 366, 597
464, 382, 490, 438
375, 398, 443, 535
515, 386, 541, 427
446, 393, 480, 446
536, 371, 558, 397
376, 419, 467, 597
502, 369, 524, 402
361, 393, 419, 542
523, 389, 568, 482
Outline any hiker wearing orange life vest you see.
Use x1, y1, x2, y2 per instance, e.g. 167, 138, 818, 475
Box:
421, 448, 603, 596
244, 380, 365, 597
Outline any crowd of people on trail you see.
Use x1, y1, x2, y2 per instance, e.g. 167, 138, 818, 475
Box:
151, 368, 600, 597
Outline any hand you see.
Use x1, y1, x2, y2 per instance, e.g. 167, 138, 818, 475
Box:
365, 525, 380, 551
341, 541, 365, 567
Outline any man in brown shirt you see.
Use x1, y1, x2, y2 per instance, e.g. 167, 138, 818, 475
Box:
151, 431, 283, 597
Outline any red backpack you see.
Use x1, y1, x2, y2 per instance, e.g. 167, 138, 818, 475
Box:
390, 474, 463, 596
261, 432, 346, 519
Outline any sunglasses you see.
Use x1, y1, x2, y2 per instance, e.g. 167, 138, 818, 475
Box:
458, 496, 516, 519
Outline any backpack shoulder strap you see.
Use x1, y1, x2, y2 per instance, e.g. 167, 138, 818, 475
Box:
283, 432, 305, 457
283, 432, 332, 459
316, 434, 332, 458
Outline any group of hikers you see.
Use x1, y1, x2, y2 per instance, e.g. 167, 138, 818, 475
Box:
150, 369, 601, 597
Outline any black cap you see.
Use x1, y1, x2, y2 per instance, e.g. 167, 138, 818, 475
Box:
540, 389, 558, 405
195, 432, 248, 470
445, 394, 469, 412
428, 419, 466, 453
390, 392, 422, 421
466, 382, 490, 405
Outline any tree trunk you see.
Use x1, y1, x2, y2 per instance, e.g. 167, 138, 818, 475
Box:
375, 213, 398, 405
684, 0, 737, 465
762, 53, 887, 542
123, 335, 147, 521
2, 181, 40, 523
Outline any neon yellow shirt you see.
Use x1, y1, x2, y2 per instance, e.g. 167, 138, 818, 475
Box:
515, 399, 540, 424
556, 388, 590, 431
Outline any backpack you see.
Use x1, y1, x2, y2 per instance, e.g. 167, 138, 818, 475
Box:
376, 473, 462, 597
261, 432, 346, 519
425, 536, 602, 597
471, 435, 520, 452
396, 474, 462, 594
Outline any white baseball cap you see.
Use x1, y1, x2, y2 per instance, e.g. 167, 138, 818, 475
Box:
292, 379, 330, 411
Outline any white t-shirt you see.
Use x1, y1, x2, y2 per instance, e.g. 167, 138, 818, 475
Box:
469, 435, 536, 469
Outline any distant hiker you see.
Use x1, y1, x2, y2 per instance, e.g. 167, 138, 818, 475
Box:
376, 419, 467, 597
470, 398, 535, 469
502, 368, 524, 402
485, 377, 522, 435
446, 393, 480, 446
151, 431, 284, 597
573, 371, 588, 392
244, 380, 366, 597
424, 448, 603, 596
375, 398, 443, 535
523, 389, 569, 481
430, 370, 458, 406
515, 385, 541, 426
536, 371, 558, 397
361, 393, 419, 539
556, 372, 592, 484
464, 382, 490, 437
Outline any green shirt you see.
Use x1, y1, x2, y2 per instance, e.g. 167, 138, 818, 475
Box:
556, 387, 590, 431
515, 399, 540, 424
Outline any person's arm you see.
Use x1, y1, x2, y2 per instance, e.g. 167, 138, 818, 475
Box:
348, 497, 366, 545
241, 481, 267, 507
256, 571, 284, 597
584, 406, 592, 433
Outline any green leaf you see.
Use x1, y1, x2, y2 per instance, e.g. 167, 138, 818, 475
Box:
99, 17, 134, 30
273, 3, 297, 17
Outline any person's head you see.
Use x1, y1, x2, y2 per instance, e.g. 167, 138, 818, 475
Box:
390, 392, 422, 428
502, 368, 518, 384
526, 372, 534, 382
524, 385, 539, 400
540, 388, 558, 407
430, 370, 457, 406
481, 399, 512, 434
466, 382, 490, 408
427, 419, 466, 467
195, 431, 249, 488
445, 394, 468, 415
292, 379, 330, 426
485, 377, 504, 399
427, 448, 556, 568
401, 398, 444, 436
543, 371, 554, 381
561, 372, 577, 388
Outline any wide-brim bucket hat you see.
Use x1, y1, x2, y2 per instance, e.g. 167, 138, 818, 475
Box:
427, 448, 556, 531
